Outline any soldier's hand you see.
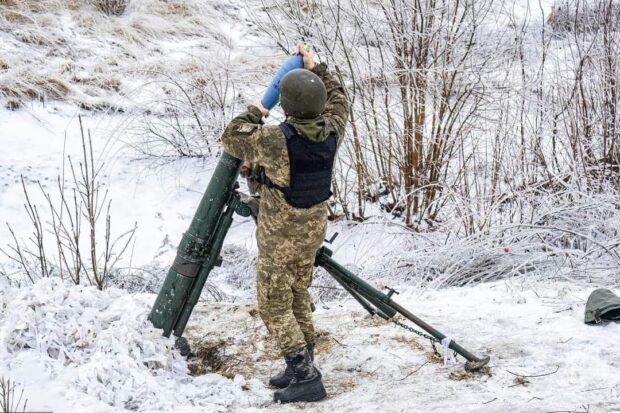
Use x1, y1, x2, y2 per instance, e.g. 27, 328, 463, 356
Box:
296, 44, 315, 70
251, 100, 270, 118
240, 160, 252, 177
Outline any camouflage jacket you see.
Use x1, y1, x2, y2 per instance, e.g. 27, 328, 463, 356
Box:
221, 63, 349, 259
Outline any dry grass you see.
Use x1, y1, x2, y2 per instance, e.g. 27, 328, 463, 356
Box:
0, 0, 78, 13
1, 9, 36, 24
72, 74, 122, 92
78, 100, 123, 112
5, 100, 21, 110
152, 0, 191, 16
425, 350, 444, 365
13, 31, 55, 46
0, 75, 71, 101
314, 329, 336, 355
392, 334, 425, 352
94, 0, 128, 16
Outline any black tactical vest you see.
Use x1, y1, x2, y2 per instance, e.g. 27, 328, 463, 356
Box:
257, 122, 337, 209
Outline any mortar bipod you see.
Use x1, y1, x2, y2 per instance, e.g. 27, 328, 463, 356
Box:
314, 246, 490, 372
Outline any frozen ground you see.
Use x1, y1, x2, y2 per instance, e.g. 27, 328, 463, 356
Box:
1, 276, 619, 412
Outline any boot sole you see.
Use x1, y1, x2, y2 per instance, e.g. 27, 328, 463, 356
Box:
275, 392, 327, 404
275, 388, 327, 404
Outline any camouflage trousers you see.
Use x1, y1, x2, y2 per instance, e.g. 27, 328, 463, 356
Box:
251, 183, 328, 356
256, 253, 316, 355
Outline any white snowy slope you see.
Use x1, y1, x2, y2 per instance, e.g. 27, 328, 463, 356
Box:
0, 276, 619, 412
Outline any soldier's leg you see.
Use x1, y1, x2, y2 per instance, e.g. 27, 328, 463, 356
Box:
256, 255, 307, 355
291, 258, 316, 344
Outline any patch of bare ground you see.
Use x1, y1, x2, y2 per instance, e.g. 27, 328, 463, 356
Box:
425, 350, 444, 365
186, 304, 338, 383
449, 366, 493, 381
188, 338, 248, 379
392, 334, 426, 352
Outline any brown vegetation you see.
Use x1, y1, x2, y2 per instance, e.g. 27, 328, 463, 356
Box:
94, 0, 128, 16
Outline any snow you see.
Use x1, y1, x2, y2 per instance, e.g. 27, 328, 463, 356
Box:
0, 277, 269, 412
1, 0, 620, 412
1, 276, 619, 412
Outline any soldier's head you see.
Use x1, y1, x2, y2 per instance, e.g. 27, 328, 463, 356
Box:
280, 69, 327, 119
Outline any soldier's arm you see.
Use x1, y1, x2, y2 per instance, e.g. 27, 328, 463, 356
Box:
221, 105, 283, 166
311, 63, 350, 145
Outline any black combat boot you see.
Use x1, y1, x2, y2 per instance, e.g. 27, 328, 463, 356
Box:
269, 341, 315, 389
273, 345, 326, 404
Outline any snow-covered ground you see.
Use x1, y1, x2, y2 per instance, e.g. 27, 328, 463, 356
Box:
2, 103, 618, 413
1, 276, 619, 412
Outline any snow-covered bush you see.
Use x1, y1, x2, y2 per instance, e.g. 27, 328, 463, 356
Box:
0, 278, 260, 411
548, 0, 620, 33
395, 191, 620, 289
249, 0, 620, 231
130, 62, 240, 160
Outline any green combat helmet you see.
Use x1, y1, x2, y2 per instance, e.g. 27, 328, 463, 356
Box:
584, 288, 620, 324
280, 69, 327, 119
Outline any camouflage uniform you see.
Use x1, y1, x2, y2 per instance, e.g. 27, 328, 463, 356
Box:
221, 63, 349, 355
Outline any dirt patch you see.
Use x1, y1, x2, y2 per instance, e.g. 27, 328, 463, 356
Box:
449, 366, 492, 381
392, 334, 426, 352
510, 376, 530, 387
425, 350, 444, 365
314, 329, 336, 355
188, 338, 251, 379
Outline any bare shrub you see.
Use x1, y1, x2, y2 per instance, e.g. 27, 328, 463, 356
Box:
94, 0, 128, 16
379, 190, 620, 290
246, 0, 620, 234
130, 62, 238, 161
0, 377, 27, 413
548, 0, 620, 33
0, 117, 136, 290
251, 0, 497, 226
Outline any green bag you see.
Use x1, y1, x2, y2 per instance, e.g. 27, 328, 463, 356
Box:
584, 288, 620, 324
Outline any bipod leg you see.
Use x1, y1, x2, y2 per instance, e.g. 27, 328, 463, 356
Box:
387, 300, 490, 372
315, 246, 490, 372
329, 270, 392, 320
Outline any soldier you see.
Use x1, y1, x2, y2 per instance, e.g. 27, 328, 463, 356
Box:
221, 46, 349, 403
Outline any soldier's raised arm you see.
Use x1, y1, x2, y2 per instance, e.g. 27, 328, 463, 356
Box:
311, 67, 349, 146
221, 103, 283, 168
